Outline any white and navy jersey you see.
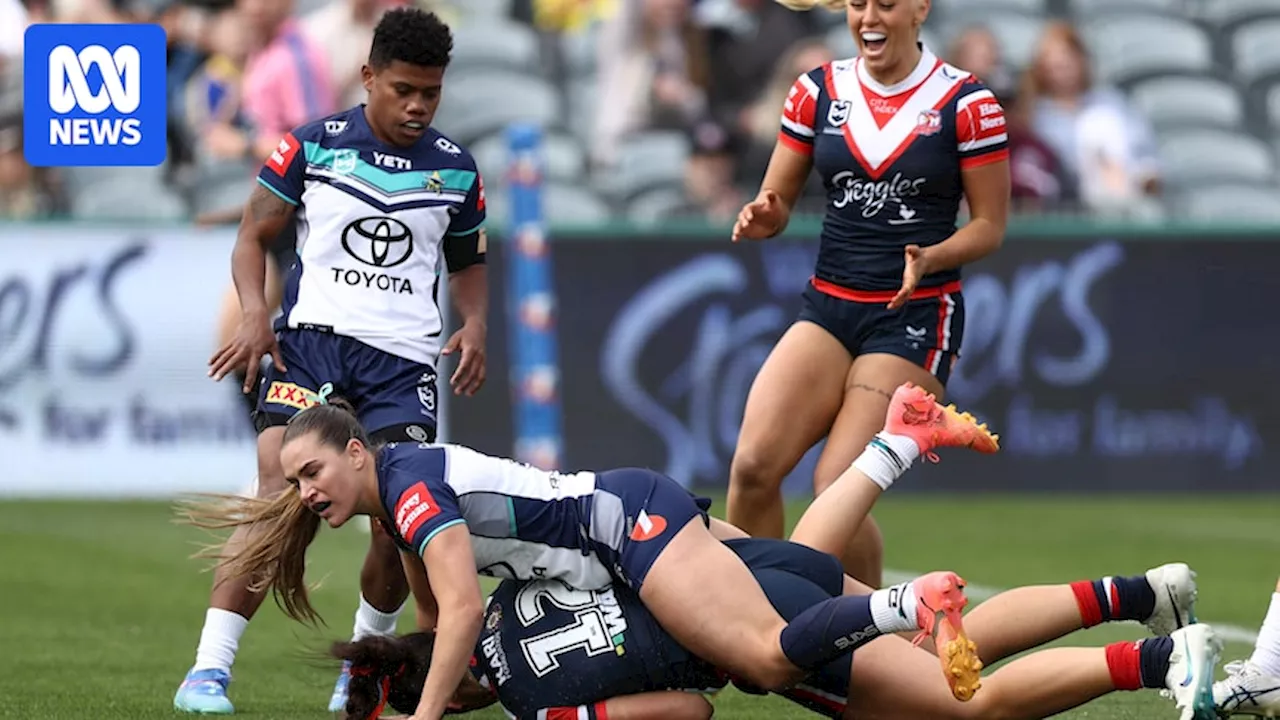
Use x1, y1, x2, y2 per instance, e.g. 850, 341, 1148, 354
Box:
376, 442, 614, 590
256, 106, 487, 365
779, 46, 1009, 291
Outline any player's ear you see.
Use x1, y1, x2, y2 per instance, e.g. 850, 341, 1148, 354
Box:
914, 0, 931, 26
347, 437, 366, 468
362, 64, 375, 93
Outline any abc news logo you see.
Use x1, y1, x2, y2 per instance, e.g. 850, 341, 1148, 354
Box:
23, 24, 167, 167
48, 44, 143, 147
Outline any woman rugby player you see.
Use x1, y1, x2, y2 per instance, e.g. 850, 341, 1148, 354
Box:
725, 0, 1010, 586
330, 419, 1218, 720
181, 383, 999, 720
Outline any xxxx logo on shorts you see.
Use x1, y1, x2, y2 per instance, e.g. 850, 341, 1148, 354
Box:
266, 381, 322, 411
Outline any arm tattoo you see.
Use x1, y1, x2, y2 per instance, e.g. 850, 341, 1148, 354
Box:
852, 383, 893, 400
247, 184, 291, 222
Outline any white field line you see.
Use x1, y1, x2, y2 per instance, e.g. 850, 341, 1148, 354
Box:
884, 569, 1259, 645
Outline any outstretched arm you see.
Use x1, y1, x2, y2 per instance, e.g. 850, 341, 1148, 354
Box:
414, 524, 484, 720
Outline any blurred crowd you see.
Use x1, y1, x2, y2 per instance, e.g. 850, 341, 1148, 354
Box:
0, 0, 1176, 222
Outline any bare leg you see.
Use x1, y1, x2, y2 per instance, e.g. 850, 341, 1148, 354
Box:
209, 427, 287, 618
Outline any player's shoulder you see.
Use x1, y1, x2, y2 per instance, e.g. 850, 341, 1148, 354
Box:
377, 442, 449, 492
290, 105, 364, 144
413, 128, 477, 169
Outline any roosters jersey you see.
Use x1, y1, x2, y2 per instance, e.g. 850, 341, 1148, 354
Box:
256, 106, 487, 365
779, 46, 1008, 292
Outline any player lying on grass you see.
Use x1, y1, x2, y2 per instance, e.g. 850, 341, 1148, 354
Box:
329, 396, 1222, 720
181, 383, 999, 720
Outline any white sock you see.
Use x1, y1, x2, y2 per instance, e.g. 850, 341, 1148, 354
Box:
851, 432, 921, 491
352, 595, 404, 641
869, 581, 919, 633
193, 608, 249, 673
1250, 593, 1280, 676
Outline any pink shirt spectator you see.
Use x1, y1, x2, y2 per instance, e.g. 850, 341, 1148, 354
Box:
242, 18, 336, 148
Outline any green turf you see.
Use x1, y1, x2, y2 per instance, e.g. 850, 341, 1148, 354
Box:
1, 495, 1275, 719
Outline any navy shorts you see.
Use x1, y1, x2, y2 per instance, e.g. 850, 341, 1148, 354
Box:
800, 278, 965, 386
723, 538, 851, 717
254, 327, 438, 442
588, 468, 712, 592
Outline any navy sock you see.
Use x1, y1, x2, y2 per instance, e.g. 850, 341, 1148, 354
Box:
779, 595, 881, 671
1139, 636, 1174, 689
1074, 576, 1156, 625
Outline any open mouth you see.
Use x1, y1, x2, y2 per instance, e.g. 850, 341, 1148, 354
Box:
402, 121, 425, 135
311, 500, 332, 516
861, 31, 887, 55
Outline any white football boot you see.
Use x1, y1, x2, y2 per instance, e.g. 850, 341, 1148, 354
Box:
1166, 625, 1224, 720
1216, 660, 1280, 717
1145, 563, 1199, 636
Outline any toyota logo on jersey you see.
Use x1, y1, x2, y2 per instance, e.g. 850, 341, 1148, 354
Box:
340, 216, 414, 268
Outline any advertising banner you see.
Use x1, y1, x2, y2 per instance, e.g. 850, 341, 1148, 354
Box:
0, 226, 258, 497
448, 234, 1275, 493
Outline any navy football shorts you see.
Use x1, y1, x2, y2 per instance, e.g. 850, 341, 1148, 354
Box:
799, 277, 965, 386
254, 327, 438, 443
588, 468, 712, 592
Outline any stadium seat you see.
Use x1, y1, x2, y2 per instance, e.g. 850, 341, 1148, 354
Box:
1200, 0, 1280, 27
482, 182, 613, 227
450, 21, 541, 74
1081, 15, 1213, 84
1157, 129, 1277, 186
935, 0, 1049, 16
564, 76, 597, 144
1265, 82, 1280, 129
625, 185, 691, 226
469, 131, 587, 184
1128, 75, 1245, 131
601, 131, 691, 200
193, 177, 255, 215
1231, 19, 1280, 84
70, 180, 188, 221
433, 72, 561, 145
1068, 0, 1193, 16
1176, 183, 1280, 221
560, 24, 598, 79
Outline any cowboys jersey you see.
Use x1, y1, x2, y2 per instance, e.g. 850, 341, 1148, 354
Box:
256, 106, 486, 365
779, 45, 1009, 291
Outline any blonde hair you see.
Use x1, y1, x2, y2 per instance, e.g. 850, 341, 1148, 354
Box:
774, 0, 846, 11
178, 488, 323, 626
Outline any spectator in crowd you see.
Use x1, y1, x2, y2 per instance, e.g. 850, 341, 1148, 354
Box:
238, 0, 336, 161
1000, 88, 1072, 213
0, 120, 59, 219
303, 0, 409, 108
1023, 21, 1162, 216
739, 37, 831, 214
947, 24, 1013, 100
591, 0, 709, 169
184, 8, 253, 161
693, 0, 822, 139
684, 117, 744, 221
0, 0, 25, 76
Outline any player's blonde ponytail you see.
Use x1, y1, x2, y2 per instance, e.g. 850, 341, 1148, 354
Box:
774, 0, 847, 11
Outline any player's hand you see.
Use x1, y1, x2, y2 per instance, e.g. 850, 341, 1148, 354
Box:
441, 320, 486, 397
887, 245, 931, 310
731, 189, 785, 242
208, 309, 285, 394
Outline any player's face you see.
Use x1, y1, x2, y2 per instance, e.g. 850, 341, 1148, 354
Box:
280, 432, 363, 528
363, 61, 445, 147
846, 0, 929, 77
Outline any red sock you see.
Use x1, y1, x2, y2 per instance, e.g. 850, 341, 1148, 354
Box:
1072, 580, 1103, 627
1105, 640, 1143, 691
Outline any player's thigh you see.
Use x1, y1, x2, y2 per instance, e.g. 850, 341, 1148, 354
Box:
733, 319, 852, 480
254, 426, 288, 495
347, 342, 439, 443
215, 282, 241, 349
812, 352, 945, 493
254, 329, 343, 434
636, 518, 797, 689
842, 634, 978, 720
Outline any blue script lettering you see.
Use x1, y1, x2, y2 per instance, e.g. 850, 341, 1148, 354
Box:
0, 242, 147, 392
949, 241, 1123, 405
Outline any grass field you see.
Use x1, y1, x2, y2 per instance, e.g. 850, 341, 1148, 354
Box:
2, 494, 1277, 719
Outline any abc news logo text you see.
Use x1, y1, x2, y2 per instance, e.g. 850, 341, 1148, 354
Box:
23, 24, 167, 167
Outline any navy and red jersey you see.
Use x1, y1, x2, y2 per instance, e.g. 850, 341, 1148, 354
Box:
779, 46, 1009, 292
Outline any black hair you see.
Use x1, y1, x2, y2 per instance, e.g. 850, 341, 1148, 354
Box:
368, 7, 453, 70
331, 633, 436, 719
282, 397, 371, 453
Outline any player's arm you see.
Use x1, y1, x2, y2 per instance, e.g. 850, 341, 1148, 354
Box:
236, 131, 305, 318
415, 523, 485, 720
736, 73, 818, 240
401, 548, 440, 630
441, 168, 490, 396
919, 88, 1011, 273
524, 692, 714, 720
